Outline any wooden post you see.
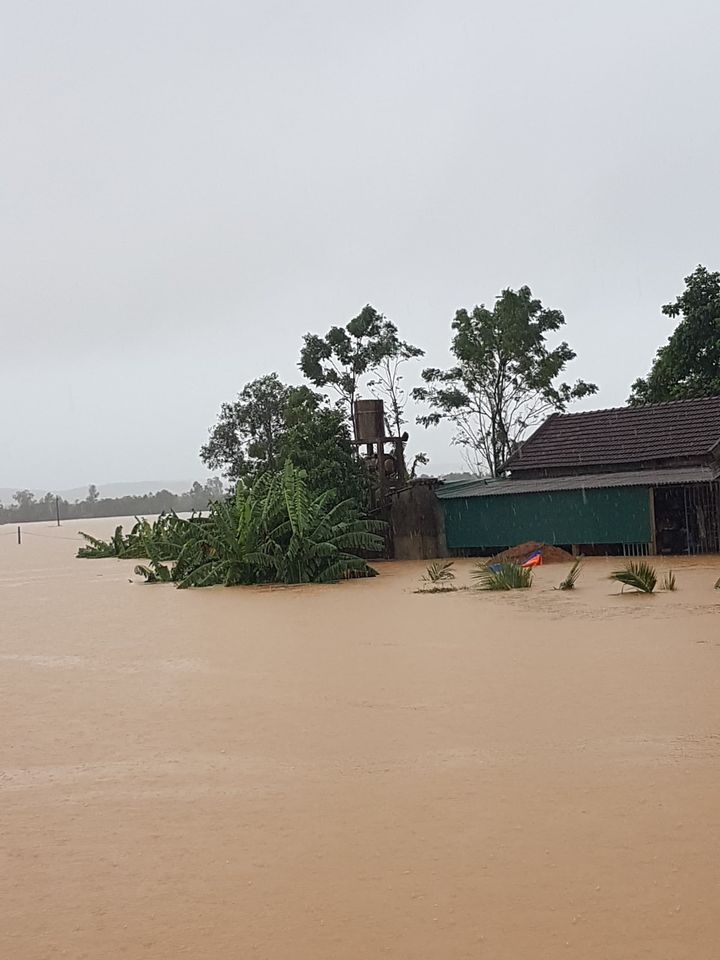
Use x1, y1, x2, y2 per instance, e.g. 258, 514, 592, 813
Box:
648, 487, 657, 556
55, 496, 61, 526
376, 438, 386, 503
17, 525, 21, 545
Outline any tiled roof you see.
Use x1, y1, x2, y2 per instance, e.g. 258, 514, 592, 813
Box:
505, 397, 720, 472
436, 466, 720, 499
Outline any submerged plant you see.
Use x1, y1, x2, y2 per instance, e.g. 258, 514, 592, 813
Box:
77, 525, 128, 558
173, 464, 385, 588
610, 560, 657, 594
77, 462, 384, 589
76, 513, 190, 561
472, 561, 533, 591
555, 559, 582, 591
419, 560, 456, 591
134, 562, 173, 583
661, 570, 677, 592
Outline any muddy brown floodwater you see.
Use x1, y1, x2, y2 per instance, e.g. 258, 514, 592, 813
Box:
2, 518, 720, 959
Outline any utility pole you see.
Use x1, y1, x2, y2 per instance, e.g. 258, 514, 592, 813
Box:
55, 496, 61, 526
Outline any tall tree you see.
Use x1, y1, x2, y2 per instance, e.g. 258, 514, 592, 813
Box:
200, 374, 290, 483
366, 338, 424, 437
86, 484, 100, 503
13, 490, 36, 509
299, 304, 423, 435
200, 374, 367, 503
278, 387, 368, 504
629, 265, 720, 405
413, 286, 597, 476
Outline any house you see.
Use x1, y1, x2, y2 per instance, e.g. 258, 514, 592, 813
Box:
437, 397, 720, 556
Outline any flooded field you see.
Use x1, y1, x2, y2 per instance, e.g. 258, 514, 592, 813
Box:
2, 518, 720, 959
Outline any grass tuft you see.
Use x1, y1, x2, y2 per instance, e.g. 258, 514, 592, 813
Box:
661, 570, 677, 592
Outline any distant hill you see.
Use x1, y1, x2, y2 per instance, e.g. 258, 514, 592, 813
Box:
0, 479, 204, 505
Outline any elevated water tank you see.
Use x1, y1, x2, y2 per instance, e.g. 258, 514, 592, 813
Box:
354, 399, 385, 442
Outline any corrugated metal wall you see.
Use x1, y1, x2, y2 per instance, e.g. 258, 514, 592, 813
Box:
442, 486, 652, 549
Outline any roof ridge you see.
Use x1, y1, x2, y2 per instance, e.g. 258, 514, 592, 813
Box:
554, 395, 720, 419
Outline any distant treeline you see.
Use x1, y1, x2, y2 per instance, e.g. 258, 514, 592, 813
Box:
0, 480, 224, 525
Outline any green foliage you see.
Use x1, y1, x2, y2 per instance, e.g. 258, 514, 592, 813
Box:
300, 305, 423, 429
555, 559, 582, 590
79, 463, 384, 589
77, 513, 199, 561
77, 524, 136, 558
630, 266, 720, 404
610, 561, 657, 593
200, 374, 366, 504
77, 526, 126, 558
278, 387, 368, 505
200, 373, 292, 482
134, 562, 173, 583
472, 561, 533, 591
175, 463, 384, 588
420, 560, 456, 589
412, 286, 597, 475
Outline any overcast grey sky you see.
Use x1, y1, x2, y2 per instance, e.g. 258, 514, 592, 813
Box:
2, 0, 719, 489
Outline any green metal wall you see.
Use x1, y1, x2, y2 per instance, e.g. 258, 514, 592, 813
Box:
442, 486, 652, 549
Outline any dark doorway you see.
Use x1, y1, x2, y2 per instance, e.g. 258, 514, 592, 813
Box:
653, 483, 720, 555
653, 487, 688, 554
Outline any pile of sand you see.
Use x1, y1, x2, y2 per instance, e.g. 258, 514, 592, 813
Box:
489, 541, 574, 565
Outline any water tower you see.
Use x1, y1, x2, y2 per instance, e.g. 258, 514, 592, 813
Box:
353, 398, 408, 502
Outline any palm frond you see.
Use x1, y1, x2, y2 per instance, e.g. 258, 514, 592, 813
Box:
555, 559, 582, 591
610, 561, 657, 593
421, 560, 456, 585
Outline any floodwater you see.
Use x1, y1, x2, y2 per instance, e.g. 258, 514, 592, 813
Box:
2, 518, 720, 959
